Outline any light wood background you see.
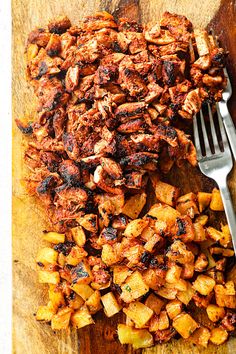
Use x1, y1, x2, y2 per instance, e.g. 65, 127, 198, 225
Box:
12, 0, 236, 353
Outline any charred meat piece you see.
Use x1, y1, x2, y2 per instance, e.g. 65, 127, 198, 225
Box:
48, 16, 71, 34
115, 102, 147, 121
63, 133, 80, 160
59, 160, 81, 185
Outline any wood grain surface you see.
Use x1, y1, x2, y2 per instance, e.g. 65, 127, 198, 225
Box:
12, 0, 236, 353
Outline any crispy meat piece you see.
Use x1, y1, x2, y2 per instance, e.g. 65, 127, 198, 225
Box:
48, 16, 71, 34
120, 152, 158, 170
28, 28, 51, 47
94, 165, 123, 195
117, 119, 145, 134
45, 34, 61, 57
59, 160, 81, 185
65, 65, 80, 92
115, 102, 147, 121
119, 65, 148, 98
160, 12, 192, 42
82, 12, 117, 31
29, 48, 63, 79
100, 157, 123, 179
62, 133, 80, 160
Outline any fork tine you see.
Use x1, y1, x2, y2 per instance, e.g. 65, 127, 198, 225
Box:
193, 114, 202, 157
207, 103, 220, 154
199, 109, 211, 156
216, 104, 230, 151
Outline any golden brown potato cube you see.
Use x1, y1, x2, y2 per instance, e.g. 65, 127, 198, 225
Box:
45, 33, 61, 56
113, 266, 132, 285
71, 260, 93, 285
121, 271, 149, 303
165, 265, 182, 284
197, 192, 212, 212
181, 262, 195, 279
207, 227, 222, 243
78, 214, 98, 232
144, 234, 161, 252
102, 243, 123, 266
71, 226, 86, 247
38, 270, 60, 284
176, 192, 199, 218
43, 231, 65, 244
166, 300, 182, 319
66, 246, 88, 266
215, 282, 236, 308
172, 216, 195, 243
195, 214, 208, 226
48, 15, 71, 34
177, 281, 195, 305
150, 176, 180, 206
194, 253, 208, 272
189, 326, 211, 348
118, 324, 153, 349
27, 43, 39, 61
71, 305, 94, 329
166, 240, 194, 264
101, 292, 122, 317
210, 327, 228, 345
123, 219, 149, 238
122, 193, 147, 219
193, 275, 216, 296
86, 290, 102, 314
124, 244, 144, 267
210, 188, 224, 211
220, 224, 231, 247
149, 315, 160, 332
70, 284, 94, 301
147, 203, 180, 227
48, 284, 65, 309
68, 293, 84, 310
193, 222, 206, 242
36, 247, 58, 265
36, 305, 55, 321
123, 301, 153, 328
142, 268, 166, 291
210, 247, 234, 257
157, 311, 169, 330
141, 226, 155, 241
51, 307, 72, 330
144, 294, 164, 315
173, 313, 199, 339
157, 286, 177, 300
206, 304, 225, 322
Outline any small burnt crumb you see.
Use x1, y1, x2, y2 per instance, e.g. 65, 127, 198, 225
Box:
141, 251, 152, 266
37, 262, 44, 267
102, 227, 118, 241
54, 241, 76, 256
37, 175, 57, 194
110, 283, 122, 294
149, 257, 158, 268
146, 215, 157, 220
176, 218, 186, 236
69, 291, 76, 300
15, 119, 33, 135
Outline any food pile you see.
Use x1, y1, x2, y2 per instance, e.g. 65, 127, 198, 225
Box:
16, 10, 236, 350
17, 11, 226, 231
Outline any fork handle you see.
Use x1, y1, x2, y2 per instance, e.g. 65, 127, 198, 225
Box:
218, 180, 236, 254
218, 101, 236, 160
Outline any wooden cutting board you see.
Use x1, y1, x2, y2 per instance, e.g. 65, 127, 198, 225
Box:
12, 0, 236, 353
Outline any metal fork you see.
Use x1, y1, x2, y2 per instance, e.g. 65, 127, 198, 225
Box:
193, 105, 236, 253
210, 29, 236, 160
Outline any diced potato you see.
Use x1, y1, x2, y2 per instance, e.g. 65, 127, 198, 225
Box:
142, 268, 165, 291
118, 324, 153, 349
27, 43, 39, 61
157, 286, 177, 300
173, 215, 195, 242
126, 315, 135, 327
176, 193, 199, 218
157, 311, 169, 330
36, 305, 55, 321
195, 214, 208, 226
70, 284, 94, 301
123, 219, 149, 238
38, 270, 60, 284
150, 176, 180, 206
165, 265, 182, 284
57, 253, 66, 267
210, 188, 224, 211
189, 327, 211, 348
68, 293, 84, 310
207, 226, 222, 242
122, 193, 147, 219
36, 247, 58, 265
210, 247, 234, 257
210, 327, 228, 345
215, 282, 236, 308
121, 271, 149, 303
154, 220, 168, 234
51, 307, 72, 330
149, 315, 160, 332
71, 226, 86, 247
78, 214, 98, 232
48, 285, 65, 309
193, 275, 216, 296
65, 246, 87, 266
147, 203, 180, 227
173, 313, 199, 339
193, 222, 206, 242
194, 253, 208, 272
177, 281, 195, 305
124, 244, 144, 267
144, 234, 161, 253
181, 262, 195, 279
123, 301, 153, 328
144, 294, 164, 315
166, 300, 182, 319
43, 231, 65, 244
71, 305, 94, 329
140, 226, 155, 241
101, 194, 124, 215
200, 241, 216, 269
86, 290, 102, 314
206, 304, 225, 322
102, 243, 123, 266
219, 224, 232, 247
197, 192, 212, 212
101, 292, 122, 317
113, 266, 132, 285
166, 240, 194, 264
71, 260, 93, 285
